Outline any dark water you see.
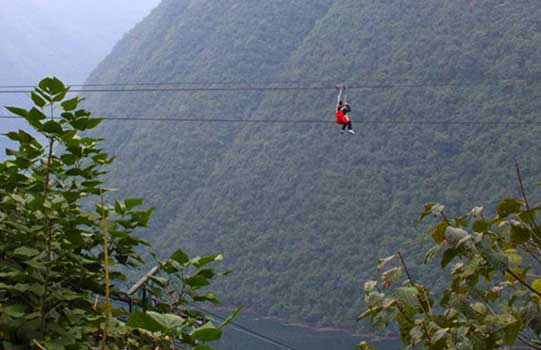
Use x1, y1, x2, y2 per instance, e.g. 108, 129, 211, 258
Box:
217, 313, 402, 350
111, 298, 401, 349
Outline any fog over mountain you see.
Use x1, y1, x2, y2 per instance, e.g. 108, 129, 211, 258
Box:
0, 0, 161, 152
0, 0, 161, 84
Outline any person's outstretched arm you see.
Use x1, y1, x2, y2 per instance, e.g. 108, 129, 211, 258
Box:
336, 88, 343, 107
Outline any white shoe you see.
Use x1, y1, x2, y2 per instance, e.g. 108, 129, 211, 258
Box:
340, 130, 345, 134
348, 129, 355, 135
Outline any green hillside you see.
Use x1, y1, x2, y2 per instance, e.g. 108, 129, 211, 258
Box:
85, 0, 541, 329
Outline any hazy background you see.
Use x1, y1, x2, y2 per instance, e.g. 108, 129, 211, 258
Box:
0, 0, 161, 84
0, 0, 161, 151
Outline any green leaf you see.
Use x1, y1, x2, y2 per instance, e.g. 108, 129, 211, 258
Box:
3, 304, 27, 318
504, 249, 523, 265
518, 209, 538, 226
197, 269, 216, 279
497, 199, 523, 218
419, 203, 436, 222
504, 318, 522, 345
358, 341, 376, 350
430, 221, 448, 243
453, 215, 469, 228
52, 89, 69, 102
4, 131, 20, 142
81, 180, 103, 188
382, 267, 402, 286
5, 106, 28, 118
193, 292, 220, 304
193, 346, 214, 350
492, 313, 518, 327
505, 267, 525, 282
92, 153, 114, 165
170, 250, 190, 265
4, 130, 37, 145
393, 287, 418, 307
66, 231, 85, 247
132, 207, 154, 227
471, 302, 488, 316
42, 340, 66, 350
532, 279, 541, 294
28, 283, 46, 297
478, 238, 508, 272
38, 78, 50, 91
441, 248, 459, 269
409, 324, 424, 344
31, 92, 47, 107
61, 97, 82, 111
40, 120, 63, 134
125, 198, 144, 210
510, 222, 530, 244
39, 77, 66, 95
13, 246, 40, 257
473, 219, 491, 233
147, 311, 185, 330
219, 306, 243, 328
424, 244, 443, 263
127, 310, 165, 332
432, 328, 449, 343
28, 107, 47, 123
66, 168, 91, 179
192, 254, 224, 268
186, 275, 209, 287
191, 325, 222, 341
50, 77, 66, 94
377, 254, 397, 271
114, 200, 126, 215
488, 314, 521, 345
70, 117, 103, 131
396, 311, 414, 344
357, 306, 383, 321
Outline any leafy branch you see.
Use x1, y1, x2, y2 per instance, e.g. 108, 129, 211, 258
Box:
0, 77, 235, 350
358, 188, 541, 349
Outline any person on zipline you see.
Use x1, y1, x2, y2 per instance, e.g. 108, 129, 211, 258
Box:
336, 85, 355, 135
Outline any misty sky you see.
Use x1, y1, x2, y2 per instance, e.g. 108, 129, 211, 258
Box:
0, 0, 162, 146
0, 0, 162, 84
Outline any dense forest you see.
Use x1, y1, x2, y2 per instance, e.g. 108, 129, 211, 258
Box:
84, 0, 541, 329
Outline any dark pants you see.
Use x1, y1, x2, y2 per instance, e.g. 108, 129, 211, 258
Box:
341, 121, 353, 130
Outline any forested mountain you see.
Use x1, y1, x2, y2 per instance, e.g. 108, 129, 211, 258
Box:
85, 0, 541, 329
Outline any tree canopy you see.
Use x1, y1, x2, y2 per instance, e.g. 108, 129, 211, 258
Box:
359, 174, 541, 349
0, 78, 236, 349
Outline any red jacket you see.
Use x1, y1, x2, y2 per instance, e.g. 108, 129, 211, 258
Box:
336, 108, 350, 124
